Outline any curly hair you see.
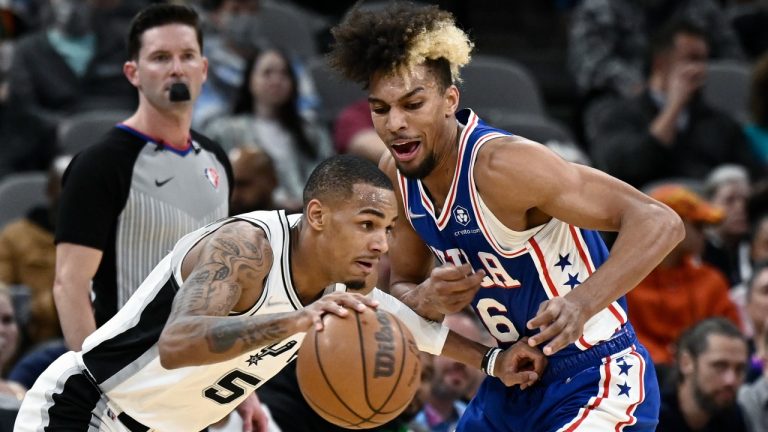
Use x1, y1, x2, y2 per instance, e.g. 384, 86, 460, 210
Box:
328, 2, 473, 89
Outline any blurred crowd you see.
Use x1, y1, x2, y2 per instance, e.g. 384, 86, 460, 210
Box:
2, 0, 768, 431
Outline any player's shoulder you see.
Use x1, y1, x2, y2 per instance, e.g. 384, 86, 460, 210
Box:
214, 219, 270, 245
378, 151, 398, 178
474, 134, 553, 176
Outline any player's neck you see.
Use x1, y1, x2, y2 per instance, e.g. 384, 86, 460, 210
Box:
421, 124, 462, 211
289, 221, 329, 305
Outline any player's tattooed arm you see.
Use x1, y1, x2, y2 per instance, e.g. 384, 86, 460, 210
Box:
159, 221, 305, 368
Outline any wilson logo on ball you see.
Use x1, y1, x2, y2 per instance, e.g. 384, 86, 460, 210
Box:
374, 312, 395, 378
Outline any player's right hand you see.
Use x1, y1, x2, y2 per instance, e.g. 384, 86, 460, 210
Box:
495, 338, 547, 389
421, 263, 485, 318
302, 291, 379, 331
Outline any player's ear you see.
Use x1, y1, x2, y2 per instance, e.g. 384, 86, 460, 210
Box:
444, 85, 459, 117
305, 198, 326, 231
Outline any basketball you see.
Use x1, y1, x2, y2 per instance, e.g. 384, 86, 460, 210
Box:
296, 307, 422, 429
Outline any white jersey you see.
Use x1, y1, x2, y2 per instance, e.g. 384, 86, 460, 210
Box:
80, 210, 306, 431
16, 210, 448, 432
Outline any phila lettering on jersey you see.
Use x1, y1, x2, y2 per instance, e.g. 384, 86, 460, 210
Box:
396, 109, 628, 359
78, 210, 305, 431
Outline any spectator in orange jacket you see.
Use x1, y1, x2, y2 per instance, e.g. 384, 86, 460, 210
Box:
627, 184, 743, 367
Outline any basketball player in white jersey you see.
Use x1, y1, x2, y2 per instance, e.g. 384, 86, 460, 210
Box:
15, 155, 545, 431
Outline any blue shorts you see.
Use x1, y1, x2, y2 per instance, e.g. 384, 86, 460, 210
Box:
457, 325, 659, 432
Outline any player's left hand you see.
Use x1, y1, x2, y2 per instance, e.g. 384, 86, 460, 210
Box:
494, 338, 547, 389
526, 295, 590, 356
235, 392, 269, 432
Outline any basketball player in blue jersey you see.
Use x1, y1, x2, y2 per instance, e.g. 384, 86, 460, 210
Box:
15, 155, 545, 432
329, 4, 685, 431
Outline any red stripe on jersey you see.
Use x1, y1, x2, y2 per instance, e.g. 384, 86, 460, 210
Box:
529, 238, 559, 297
569, 225, 626, 325
398, 174, 413, 224
467, 133, 527, 258
434, 113, 478, 229
569, 225, 594, 275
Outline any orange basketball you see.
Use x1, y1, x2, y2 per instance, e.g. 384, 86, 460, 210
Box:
296, 307, 422, 429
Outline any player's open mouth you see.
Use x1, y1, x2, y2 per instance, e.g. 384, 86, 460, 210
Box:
355, 260, 375, 273
391, 140, 420, 161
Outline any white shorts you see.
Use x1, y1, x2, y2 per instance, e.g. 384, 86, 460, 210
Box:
15, 351, 135, 432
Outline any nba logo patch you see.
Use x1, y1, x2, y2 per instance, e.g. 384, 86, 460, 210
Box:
204, 167, 220, 189
453, 205, 470, 226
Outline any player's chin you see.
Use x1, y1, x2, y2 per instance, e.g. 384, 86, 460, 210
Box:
343, 279, 367, 292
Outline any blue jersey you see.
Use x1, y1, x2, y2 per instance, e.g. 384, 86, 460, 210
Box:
397, 109, 629, 359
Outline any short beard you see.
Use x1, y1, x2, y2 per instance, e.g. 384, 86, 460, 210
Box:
692, 377, 731, 414
396, 152, 437, 180
344, 279, 366, 291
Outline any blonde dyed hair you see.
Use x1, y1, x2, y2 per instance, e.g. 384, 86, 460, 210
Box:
395, 16, 473, 83
329, 3, 474, 88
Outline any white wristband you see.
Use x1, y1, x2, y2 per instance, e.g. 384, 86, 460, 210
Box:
482, 347, 503, 377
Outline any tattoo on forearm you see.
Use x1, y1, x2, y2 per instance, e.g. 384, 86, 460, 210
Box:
207, 314, 293, 353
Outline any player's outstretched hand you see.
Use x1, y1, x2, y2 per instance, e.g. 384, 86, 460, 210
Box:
526, 295, 590, 356
494, 338, 547, 389
303, 291, 379, 331
421, 263, 485, 319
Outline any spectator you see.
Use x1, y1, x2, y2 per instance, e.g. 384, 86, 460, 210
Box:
745, 52, 768, 165
0, 7, 25, 169
53, 3, 232, 352
569, 0, 742, 146
658, 318, 749, 432
627, 184, 742, 366
750, 214, 768, 266
193, 0, 261, 129
205, 45, 333, 210
742, 262, 768, 382
413, 309, 494, 432
0, 155, 70, 348
702, 165, 751, 287
570, 0, 742, 100
729, 187, 768, 357
0, 283, 24, 408
738, 329, 768, 432
3, 0, 136, 174
588, 19, 757, 189
228, 146, 278, 214
7, 339, 66, 391
333, 98, 386, 163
